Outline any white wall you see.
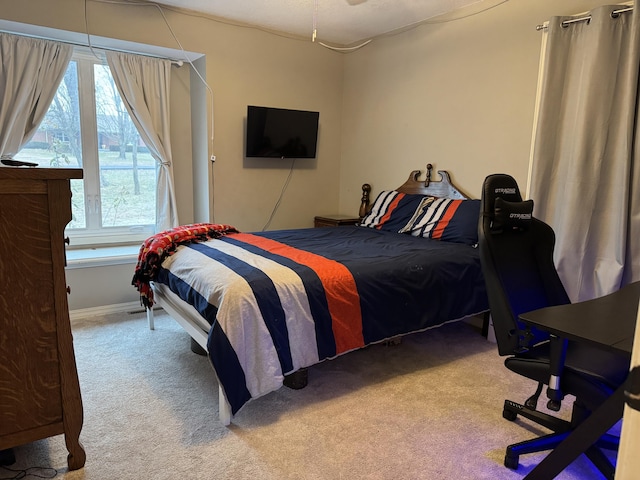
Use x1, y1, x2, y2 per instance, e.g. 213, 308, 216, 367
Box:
339, 0, 610, 208
616, 303, 640, 479
66, 263, 139, 311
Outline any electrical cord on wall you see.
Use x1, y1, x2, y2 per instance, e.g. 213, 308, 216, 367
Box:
90, 0, 218, 221
312, 0, 511, 53
93, 0, 510, 56
262, 158, 296, 231
91, 0, 216, 161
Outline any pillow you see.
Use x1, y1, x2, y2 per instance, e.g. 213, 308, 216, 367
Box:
360, 190, 432, 232
492, 197, 534, 232
399, 197, 481, 246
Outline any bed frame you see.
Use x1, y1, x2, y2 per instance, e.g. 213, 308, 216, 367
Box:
146, 164, 472, 425
358, 163, 469, 217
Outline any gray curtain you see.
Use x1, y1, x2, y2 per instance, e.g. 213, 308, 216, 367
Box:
0, 33, 72, 160
529, 4, 640, 302
106, 51, 179, 231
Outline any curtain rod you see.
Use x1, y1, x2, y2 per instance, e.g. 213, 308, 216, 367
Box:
69, 41, 185, 66
536, 6, 633, 31
82, 42, 185, 66
0, 29, 184, 66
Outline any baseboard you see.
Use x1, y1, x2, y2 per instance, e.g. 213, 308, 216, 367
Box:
69, 301, 143, 322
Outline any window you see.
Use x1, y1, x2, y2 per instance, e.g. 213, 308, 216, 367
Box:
15, 47, 156, 246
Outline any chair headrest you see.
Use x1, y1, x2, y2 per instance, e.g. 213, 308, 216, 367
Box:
493, 197, 534, 232
481, 174, 533, 232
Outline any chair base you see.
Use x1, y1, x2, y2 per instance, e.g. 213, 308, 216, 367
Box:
502, 398, 618, 478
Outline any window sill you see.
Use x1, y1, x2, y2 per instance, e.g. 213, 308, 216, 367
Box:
66, 244, 140, 269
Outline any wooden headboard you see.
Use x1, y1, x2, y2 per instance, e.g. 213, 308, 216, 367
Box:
358, 164, 470, 217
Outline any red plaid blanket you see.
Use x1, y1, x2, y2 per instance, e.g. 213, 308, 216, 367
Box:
132, 223, 239, 308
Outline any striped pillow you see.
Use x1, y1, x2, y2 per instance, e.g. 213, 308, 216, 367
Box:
360, 190, 431, 232
399, 197, 481, 245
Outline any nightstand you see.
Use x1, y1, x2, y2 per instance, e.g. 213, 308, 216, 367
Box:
314, 214, 361, 228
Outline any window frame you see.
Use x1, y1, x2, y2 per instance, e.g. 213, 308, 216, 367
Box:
62, 47, 156, 248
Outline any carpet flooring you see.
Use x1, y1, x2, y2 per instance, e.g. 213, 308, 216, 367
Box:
1, 311, 616, 479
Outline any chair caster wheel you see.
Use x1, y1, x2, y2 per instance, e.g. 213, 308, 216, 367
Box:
503, 408, 517, 421
504, 453, 519, 470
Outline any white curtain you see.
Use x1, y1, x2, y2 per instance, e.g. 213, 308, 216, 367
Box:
106, 51, 179, 231
0, 33, 72, 160
529, 4, 640, 302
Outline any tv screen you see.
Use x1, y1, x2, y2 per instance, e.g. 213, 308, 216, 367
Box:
245, 106, 319, 158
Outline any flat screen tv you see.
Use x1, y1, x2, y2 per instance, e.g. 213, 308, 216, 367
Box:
245, 105, 319, 158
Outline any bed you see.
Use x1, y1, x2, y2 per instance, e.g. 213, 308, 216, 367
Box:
136, 165, 489, 425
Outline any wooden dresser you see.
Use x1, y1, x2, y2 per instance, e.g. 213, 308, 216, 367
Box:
0, 167, 85, 470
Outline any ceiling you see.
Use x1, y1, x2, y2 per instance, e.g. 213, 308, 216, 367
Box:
148, 0, 484, 46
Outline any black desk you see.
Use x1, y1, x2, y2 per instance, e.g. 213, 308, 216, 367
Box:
518, 281, 640, 480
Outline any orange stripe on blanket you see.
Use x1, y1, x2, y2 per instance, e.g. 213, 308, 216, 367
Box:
232, 233, 365, 354
431, 200, 461, 239
376, 193, 405, 229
